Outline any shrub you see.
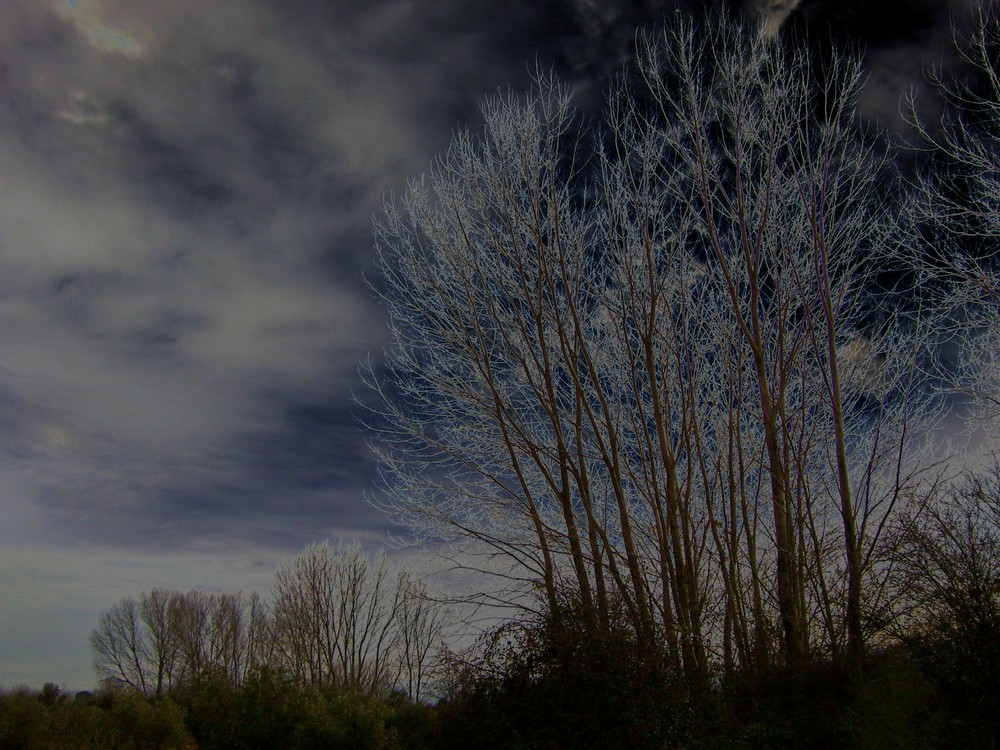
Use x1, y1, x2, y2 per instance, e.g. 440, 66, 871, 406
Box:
0, 690, 49, 750
0, 687, 187, 750
176, 669, 401, 750
432, 605, 703, 750
106, 691, 187, 750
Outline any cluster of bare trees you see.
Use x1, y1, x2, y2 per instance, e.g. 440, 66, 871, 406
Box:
90, 589, 270, 696
366, 11, 975, 684
270, 542, 447, 700
91, 542, 449, 701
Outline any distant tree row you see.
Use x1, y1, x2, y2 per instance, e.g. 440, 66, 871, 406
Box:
90, 541, 450, 702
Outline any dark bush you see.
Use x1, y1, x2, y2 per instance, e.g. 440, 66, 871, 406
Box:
176, 668, 407, 750
179, 670, 301, 750
892, 466, 1000, 748
385, 691, 438, 749
0, 690, 49, 750
432, 602, 705, 750
0, 687, 187, 750
105, 691, 187, 750
851, 650, 940, 750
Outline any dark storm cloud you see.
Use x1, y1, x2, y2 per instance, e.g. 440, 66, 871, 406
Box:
786, 0, 986, 129
1, 0, 572, 563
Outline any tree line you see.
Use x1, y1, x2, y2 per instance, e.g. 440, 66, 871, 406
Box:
90, 541, 449, 703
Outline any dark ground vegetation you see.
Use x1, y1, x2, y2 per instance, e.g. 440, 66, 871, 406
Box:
3, 607, 996, 750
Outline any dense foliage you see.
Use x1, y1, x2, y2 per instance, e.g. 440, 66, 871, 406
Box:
0, 687, 186, 750
0, 680, 438, 750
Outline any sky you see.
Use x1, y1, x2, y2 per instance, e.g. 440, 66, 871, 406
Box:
0, 0, 981, 690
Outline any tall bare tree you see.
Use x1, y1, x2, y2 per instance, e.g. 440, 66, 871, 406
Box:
91, 596, 152, 693
271, 541, 426, 696
138, 589, 179, 695
905, 4, 1000, 433
396, 572, 450, 702
622, 16, 943, 665
169, 590, 213, 685
367, 13, 939, 675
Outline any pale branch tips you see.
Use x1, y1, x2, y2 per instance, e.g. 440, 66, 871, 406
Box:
903, 3, 1000, 434
366, 11, 946, 677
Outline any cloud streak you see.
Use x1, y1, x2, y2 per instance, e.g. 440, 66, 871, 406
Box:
1, 0, 514, 557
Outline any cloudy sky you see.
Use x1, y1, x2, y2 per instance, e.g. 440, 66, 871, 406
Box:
0, 0, 978, 689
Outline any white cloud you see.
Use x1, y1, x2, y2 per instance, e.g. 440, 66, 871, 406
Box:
0, 2, 409, 540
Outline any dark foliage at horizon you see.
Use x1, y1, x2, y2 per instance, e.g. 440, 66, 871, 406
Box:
4, 610, 996, 750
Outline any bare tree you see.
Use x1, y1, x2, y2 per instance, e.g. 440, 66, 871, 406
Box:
905, 4, 1000, 431
627, 15, 944, 665
90, 596, 151, 693
366, 74, 592, 632
367, 12, 939, 676
271, 542, 338, 686
329, 543, 401, 695
138, 589, 178, 695
205, 591, 264, 684
243, 591, 274, 677
169, 590, 213, 685
271, 541, 425, 696
396, 572, 450, 702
